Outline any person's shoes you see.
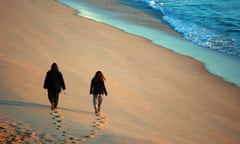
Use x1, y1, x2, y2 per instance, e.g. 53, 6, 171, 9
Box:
51, 103, 55, 111
95, 108, 98, 114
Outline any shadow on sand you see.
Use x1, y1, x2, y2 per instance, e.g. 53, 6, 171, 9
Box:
0, 99, 109, 143
0, 99, 92, 114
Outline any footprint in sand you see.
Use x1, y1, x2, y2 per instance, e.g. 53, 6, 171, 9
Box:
49, 110, 109, 144
82, 112, 109, 141
0, 118, 56, 143
50, 109, 66, 132
50, 110, 67, 140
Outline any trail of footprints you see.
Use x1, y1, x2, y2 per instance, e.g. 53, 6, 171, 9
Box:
0, 110, 109, 143
0, 118, 57, 143
50, 109, 109, 144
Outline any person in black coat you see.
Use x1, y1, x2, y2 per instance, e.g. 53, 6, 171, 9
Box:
90, 71, 108, 114
44, 63, 66, 110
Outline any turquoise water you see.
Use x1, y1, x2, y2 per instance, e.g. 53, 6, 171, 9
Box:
57, 0, 240, 87
133, 0, 240, 57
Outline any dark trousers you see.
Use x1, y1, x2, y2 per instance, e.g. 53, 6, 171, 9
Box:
48, 92, 59, 108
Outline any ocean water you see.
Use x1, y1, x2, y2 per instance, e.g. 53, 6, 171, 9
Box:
134, 0, 240, 57
57, 0, 240, 87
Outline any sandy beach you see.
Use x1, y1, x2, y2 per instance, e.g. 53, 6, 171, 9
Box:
1, 0, 240, 143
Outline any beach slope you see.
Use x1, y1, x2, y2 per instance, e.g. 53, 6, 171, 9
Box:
0, 0, 240, 143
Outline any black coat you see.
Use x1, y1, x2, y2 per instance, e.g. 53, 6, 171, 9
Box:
44, 70, 66, 93
90, 78, 107, 95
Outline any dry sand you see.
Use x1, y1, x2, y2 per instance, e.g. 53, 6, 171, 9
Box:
0, 0, 240, 143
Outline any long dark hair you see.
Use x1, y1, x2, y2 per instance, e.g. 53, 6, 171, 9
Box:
93, 71, 105, 80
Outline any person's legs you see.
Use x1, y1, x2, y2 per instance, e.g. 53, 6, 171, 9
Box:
93, 94, 98, 113
53, 92, 59, 108
97, 94, 103, 112
48, 92, 55, 110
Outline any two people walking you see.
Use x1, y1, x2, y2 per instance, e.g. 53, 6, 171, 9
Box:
43, 63, 108, 114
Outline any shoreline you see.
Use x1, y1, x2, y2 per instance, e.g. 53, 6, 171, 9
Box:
1, 0, 240, 143
57, 0, 240, 87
